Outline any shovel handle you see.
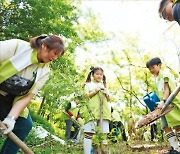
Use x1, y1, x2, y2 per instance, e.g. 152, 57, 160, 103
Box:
0, 120, 34, 154
161, 84, 180, 112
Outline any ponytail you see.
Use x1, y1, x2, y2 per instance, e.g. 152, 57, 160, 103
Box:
86, 72, 92, 83
103, 75, 107, 88
30, 35, 48, 49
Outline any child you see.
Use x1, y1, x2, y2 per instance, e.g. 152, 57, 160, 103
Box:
109, 107, 127, 142
64, 96, 81, 142
159, 0, 180, 25
83, 67, 111, 154
146, 57, 180, 153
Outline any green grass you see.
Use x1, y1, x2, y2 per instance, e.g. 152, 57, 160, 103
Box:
0, 134, 169, 154
0, 109, 169, 153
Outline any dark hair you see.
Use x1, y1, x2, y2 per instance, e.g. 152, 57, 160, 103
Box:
85, 66, 107, 88
159, 0, 168, 18
146, 57, 162, 68
75, 95, 82, 100
30, 35, 65, 55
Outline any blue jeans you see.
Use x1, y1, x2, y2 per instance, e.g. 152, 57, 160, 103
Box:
0, 114, 33, 154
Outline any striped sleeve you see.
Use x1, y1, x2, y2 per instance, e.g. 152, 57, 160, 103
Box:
0, 39, 38, 83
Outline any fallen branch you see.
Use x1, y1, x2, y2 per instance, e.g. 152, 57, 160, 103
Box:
31, 138, 54, 149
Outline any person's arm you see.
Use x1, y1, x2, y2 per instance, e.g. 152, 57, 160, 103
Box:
163, 82, 171, 101
3, 71, 49, 134
105, 94, 110, 101
8, 93, 35, 119
103, 88, 110, 101
105, 92, 110, 102
88, 88, 101, 98
2, 93, 34, 134
158, 82, 171, 108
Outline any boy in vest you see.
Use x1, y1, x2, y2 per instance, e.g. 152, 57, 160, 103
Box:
159, 0, 180, 25
146, 57, 180, 154
65, 96, 82, 143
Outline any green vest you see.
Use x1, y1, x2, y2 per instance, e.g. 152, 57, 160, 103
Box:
69, 105, 79, 117
82, 81, 111, 123
63, 102, 79, 120
155, 70, 180, 127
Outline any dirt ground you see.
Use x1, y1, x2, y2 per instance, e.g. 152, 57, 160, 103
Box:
108, 141, 170, 154
130, 143, 170, 154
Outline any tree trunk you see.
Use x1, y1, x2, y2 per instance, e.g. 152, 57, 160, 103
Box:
38, 96, 46, 115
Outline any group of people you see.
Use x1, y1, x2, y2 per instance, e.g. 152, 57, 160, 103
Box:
0, 0, 180, 154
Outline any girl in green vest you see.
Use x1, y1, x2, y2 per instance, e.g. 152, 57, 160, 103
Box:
0, 35, 65, 154
83, 67, 111, 154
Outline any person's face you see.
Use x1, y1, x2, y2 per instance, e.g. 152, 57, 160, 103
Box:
37, 43, 63, 63
75, 99, 80, 104
92, 70, 103, 82
148, 64, 161, 77
161, 2, 174, 21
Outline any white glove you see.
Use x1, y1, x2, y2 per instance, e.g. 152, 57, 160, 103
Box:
95, 87, 101, 92
77, 118, 84, 126
103, 88, 109, 96
97, 83, 104, 90
157, 101, 165, 109
71, 116, 75, 120
3, 117, 16, 134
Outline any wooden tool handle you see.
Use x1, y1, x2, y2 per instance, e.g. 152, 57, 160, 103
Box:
0, 120, 34, 154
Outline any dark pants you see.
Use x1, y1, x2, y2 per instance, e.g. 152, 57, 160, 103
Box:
0, 94, 33, 154
65, 119, 79, 140
150, 123, 158, 141
109, 121, 127, 141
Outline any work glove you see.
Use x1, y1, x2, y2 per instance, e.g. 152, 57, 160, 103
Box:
97, 83, 104, 90
103, 88, 109, 96
2, 117, 16, 134
157, 101, 165, 109
71, 116, 76, 121
77, 118, 84, 126
95, 87, 101, 93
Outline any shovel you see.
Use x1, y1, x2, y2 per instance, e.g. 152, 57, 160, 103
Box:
0, 120, 34, 154
136, 84, 180, 129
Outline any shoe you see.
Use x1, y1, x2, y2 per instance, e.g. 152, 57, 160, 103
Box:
71, 139, 79, 143
163, 147, 180, 154
102, 139, 108, 145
